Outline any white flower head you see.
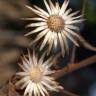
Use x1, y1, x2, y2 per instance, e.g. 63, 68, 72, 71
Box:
24, 0, 84, 56
16, 50, 63, 96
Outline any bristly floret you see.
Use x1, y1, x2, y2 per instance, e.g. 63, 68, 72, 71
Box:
16, 50, 63, 96
24, 0, 84, 57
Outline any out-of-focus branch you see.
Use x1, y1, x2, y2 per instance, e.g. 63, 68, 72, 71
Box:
69, 46, 76, 64
52, 55, 96, 79
0, 31, 29, 48
80, 0, 87, 15
51, 52, 62, 64
0, 49, 20, 87
0, 49, 20, 66
69, 0, 87, 64
48, 52, 62, 70
79, 0, 96, 52
51, 35, 96, 67
0, 0, 31, 20
61, 90, 78, 96
78, 36, 96, 51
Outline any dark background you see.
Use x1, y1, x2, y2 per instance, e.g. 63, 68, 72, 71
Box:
0, 0, 96, 96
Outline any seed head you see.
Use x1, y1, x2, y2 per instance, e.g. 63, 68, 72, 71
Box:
47, 15, 64, 32
29, 67, 42, 83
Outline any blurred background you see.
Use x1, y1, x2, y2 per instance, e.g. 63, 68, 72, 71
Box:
0, 0, 96, 96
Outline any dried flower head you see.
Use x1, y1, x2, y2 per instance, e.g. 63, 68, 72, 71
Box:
24, 0, 83, 56
15, 50, 63, 96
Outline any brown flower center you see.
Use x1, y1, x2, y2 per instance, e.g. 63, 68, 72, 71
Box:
47, 15, 64, 32
29, 67, 42, 83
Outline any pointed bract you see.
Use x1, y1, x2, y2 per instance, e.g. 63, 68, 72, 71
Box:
16, 50, 63, 96
24, 0, 83, 57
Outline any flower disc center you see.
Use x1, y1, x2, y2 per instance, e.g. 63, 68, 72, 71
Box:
29, 67, 42, 83
47, 15, 64, 32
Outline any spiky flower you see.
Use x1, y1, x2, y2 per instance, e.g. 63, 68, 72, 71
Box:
15, 50, 63, 96
24, 0, 83, 56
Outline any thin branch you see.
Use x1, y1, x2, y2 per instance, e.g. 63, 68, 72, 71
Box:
78, 36, 96, 51
81, 0, 87, 15
61, 90, 78, 96
69, 0, 87, 64
69, 46, 76, 64
52, 52, 62, 65
52, 55, 96, 79
79, 0, 96, 52
0, 31, 29, 48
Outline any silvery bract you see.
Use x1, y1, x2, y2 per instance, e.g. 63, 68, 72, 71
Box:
16, 50, 63, 96
24, 0, 83, 56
